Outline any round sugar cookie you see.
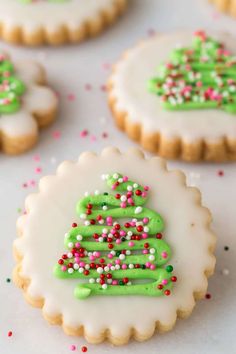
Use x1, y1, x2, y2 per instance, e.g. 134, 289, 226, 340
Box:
0, 0, 127, 46
108, 31, 236, 161
13, 147, 216, 345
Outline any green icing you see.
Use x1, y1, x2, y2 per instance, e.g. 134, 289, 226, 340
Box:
54, 173, 176, 299
0, 54, 25, 114
148, 30, 236, 114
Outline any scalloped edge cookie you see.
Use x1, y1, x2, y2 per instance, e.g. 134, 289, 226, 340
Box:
209, 0, 236, 17
12, 147, 216, 345
107, 32, 236, 162
0, 0, 127, 46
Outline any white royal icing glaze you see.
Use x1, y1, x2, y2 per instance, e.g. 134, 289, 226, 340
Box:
0, 54, 57, 138
14, 148, 215, 338
110, 32, 236, 143
0, 0, 119, 33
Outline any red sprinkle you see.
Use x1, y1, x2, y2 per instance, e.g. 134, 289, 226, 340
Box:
8, 331, 12, 337
72, 223, 77, 228
217, 170, 224, 177
205, 293, 211, 299
81, 345, 88, 352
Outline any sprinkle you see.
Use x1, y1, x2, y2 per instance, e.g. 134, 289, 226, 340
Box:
81, 346, 88, 353
8, 331, 12, 337
70, 345, 76, 351
205, 293, 211, 299
224, 246, 229, 251
80, 129, 89, 138
217, 170, 224, 177
222, 268, 229, 276
135, 206, 143, 214
6, 278, 11, 283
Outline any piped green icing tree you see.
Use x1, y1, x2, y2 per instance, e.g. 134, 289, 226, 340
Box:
0, 54, 25, 114
54, 173, 176, 300
148, 30, 236, 114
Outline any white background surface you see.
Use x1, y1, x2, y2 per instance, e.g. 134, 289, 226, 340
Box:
0, 1, 236, 353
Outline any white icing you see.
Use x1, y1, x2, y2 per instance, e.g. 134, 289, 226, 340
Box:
0, 0, 119, 32
110, 32, 236, 142
14, 148, 215, 337
0, 56, 57, 137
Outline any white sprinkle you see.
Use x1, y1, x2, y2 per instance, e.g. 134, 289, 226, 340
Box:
104, 266, 109, 272
118, 178, 123, 183
113, 173, 119, 179
115, 264, 120, 270
67, 252, 73, 258
149, 255, 155, 261
222, 268, 229, 276
80, 213, 86, 219
135, 206, 143, 214
127, 185, 133, 191
119, 254, 125, 260
84, 220, 90, 226
120, 195, 127, 202
98, 237, 104, 242
111, 266, 116, 271
76, 235, 83, 241
102, 206, 108, 211
64, 233, 69, 239
68, 268, 74, 274
96, 278, 100, 283
127, 282, 132, 286
133, 183, 138, 188
144, 226, 149, 232
127, 231, 133, 236
68, 242, 74, 248
129, 264, 134, 269
99, 219, 104, 224
84, 192, 89, 197
126, 235, 131, 240
97, 267, 104, 274
85, 264, 90, 270
89, 278, 95, 284
102, 228, 108, 234
73, 263, 79, 270
101, 174, 106, 180
126, 250, 131, 256
107, 279, 112, 284
79, 268, 84, 273
102, 284, 108, 290
111, 250, 116, 256
150, 248, 156, 254
94, 190, 100, 195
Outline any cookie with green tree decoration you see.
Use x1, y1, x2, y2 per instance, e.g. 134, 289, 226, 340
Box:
54, 173, 175, 299
148, 30, 236, 114
13, 148, 216, 344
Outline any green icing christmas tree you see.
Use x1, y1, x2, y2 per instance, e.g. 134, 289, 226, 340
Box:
54, 173, 176, 299
0, 54, 25, 114
148, 30, 236, 114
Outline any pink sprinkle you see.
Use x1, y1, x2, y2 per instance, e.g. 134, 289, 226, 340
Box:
79, 262, 85, 267
123, 176, 128, 182
85, 83, 92, 91
33, 154, 40, 162
100, 84, 107, 92
67, 93, 76, 101
94, 251, 100, 257
112, 280, 118, 285
142, 233, 148, 239
75, 242, 80, 248
35, 167, 42, 174
89, 256, 95, 261
150, 264, 156, 270
61, 265, 67, 271
90, 135, 97, 142
102, 63, 111, 70
217, 170, 224, 177
144, 186, 149, 191
130, 221, 136, 227
128, 241, 135, 247
80, 129, 89, 138
102, 132, 108, 138
143, 217, 149, 224
106, 216, 113, 225
120, 202, 127, 208
115, 259, 121, 265
116, 239, 121, 244
122, 264, 127, 270
161, 252, 168, 259
29, 180, 36, 187
162, 279, 168, 285
52, 130, 61, 139
142, 192, 147, 198
70, 344, 76, 351
108, 253, 113, 259
120, 230, 126, 236
127, 198, 133, 204
142, 249, 148, 254
145, 262, 151, 268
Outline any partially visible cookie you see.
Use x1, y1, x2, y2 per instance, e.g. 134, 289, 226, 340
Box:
13, 147, 216, 345
0, 52, 58, 154
209, 0, 236, 17
0, 0, 127, 46
108, 31, 236, 162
